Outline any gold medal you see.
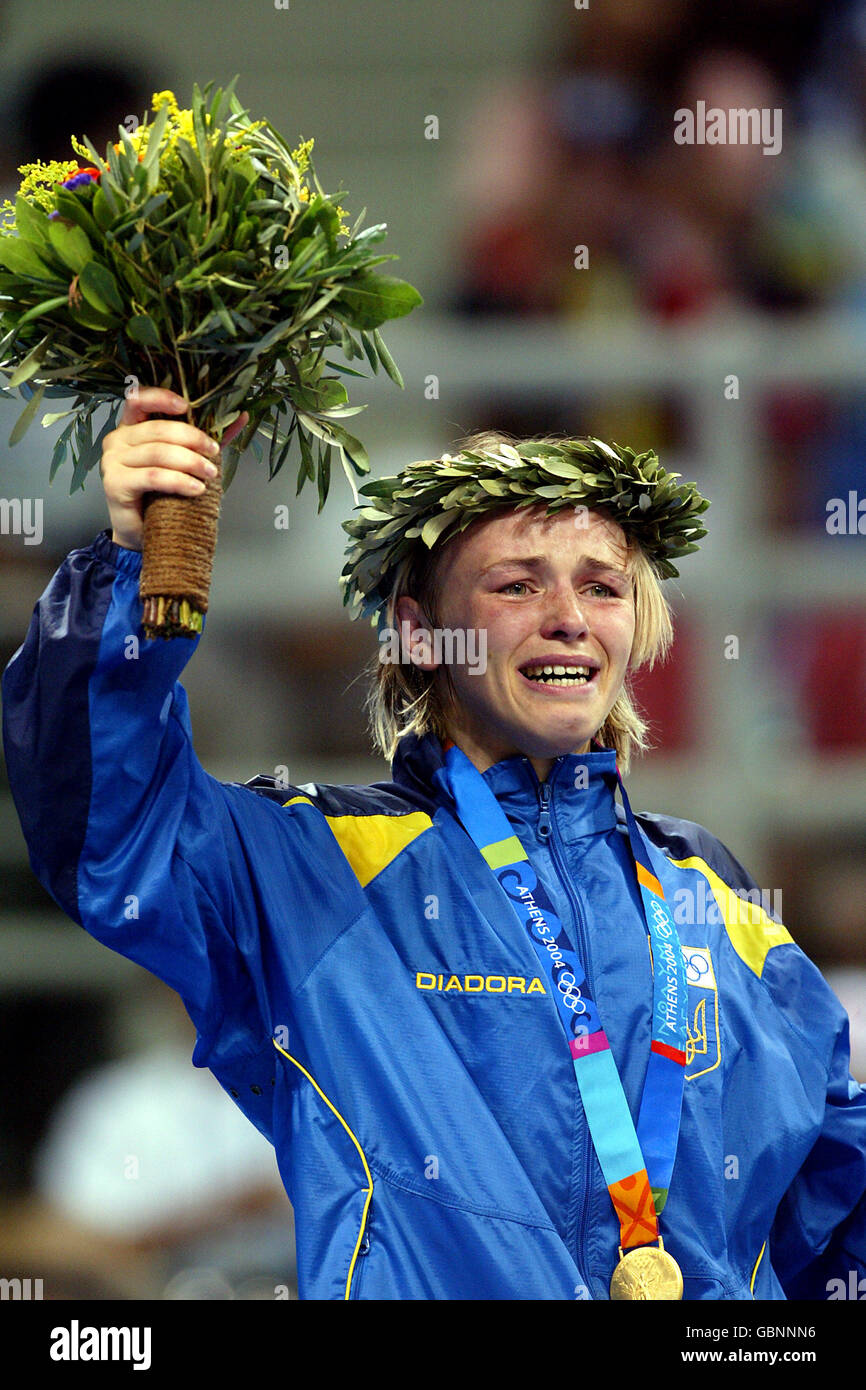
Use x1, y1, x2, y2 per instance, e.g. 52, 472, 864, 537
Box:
609, 1238, 683, 1300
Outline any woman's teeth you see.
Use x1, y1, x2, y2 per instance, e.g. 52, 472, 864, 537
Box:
523, 664, 593, 686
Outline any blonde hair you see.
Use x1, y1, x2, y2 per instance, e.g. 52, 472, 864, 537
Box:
363, 433, 675, 771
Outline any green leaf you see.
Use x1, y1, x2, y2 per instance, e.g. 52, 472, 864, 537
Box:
360, 330, 379, 374
192, 84, 209, 159
297, 427, 315, 491
271, 418, 295, 479
67, 293, 114, 331
296, 411, 333, 446
9, 381, 46, 445
47, 218, 93, 272
14, 195, 52, 249
221, 443, 241, 491
317, 440, 331, 510
317, 403, 368, 419
280, 235, 326, 281
176, 139, 205, 197
78, 260, 124, 315
314, 200, 340, 252
69, 411, 97, 490
336, 274, 423, 329
324, 358, 368, 379
53, 188, 102, 241
117, 128, 140, 179
7, 334, 50, 387
266, 419, 284, 479
326, 421, 370, 475
208, 288, 237, 337
126, 314, 162, 347
41, 407, 77, 428
372, 328, 404, 388
314, 377, 349, 410
248, 315, 302, 358
198, 212, 229, 258
100, 170, 130, 212
92, 185, 117, 229
49, 420, 75, 481
131, 192, 169, 225
353, 222, 388, 246
0, 236, 56, 280
420, 510, 458, 547
78, 135, 109, 173
340, 322, 357, 360
358, 476, 404, 499
92, 405, 119, 461
537, 458, 585, 480
140, 100, 169, 171
292, 284, 344, 330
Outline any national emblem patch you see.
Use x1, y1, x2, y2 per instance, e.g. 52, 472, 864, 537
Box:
681, 945, 721, 1080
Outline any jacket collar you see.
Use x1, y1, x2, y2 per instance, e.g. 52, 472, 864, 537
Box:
391, 731, 620, 840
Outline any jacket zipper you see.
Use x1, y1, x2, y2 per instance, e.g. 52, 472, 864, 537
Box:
352, 1207, 372, 1298
536, 771, 595, 1289
537, 780, 552, 840
272, 1039, 373, 1300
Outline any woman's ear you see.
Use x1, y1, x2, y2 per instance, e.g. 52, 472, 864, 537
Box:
393, 595, 438, 670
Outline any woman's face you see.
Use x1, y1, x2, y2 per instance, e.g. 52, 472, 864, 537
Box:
397, 506, 636, 779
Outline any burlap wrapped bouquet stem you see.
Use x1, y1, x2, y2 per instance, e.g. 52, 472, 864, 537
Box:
138, 413, 223, 640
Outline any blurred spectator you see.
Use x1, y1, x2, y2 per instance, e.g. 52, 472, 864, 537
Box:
452, 0, 687, 318
13, 980, 296, 1299
635, 50, 795, 318
0, 55, 158, 177
453, 0, 857, 321
802, 0, 866, 138
772, 843, 866, 1082
771, 608, 866, 753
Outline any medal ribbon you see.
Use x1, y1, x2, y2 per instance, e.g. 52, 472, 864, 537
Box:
436, 740, 688, 1249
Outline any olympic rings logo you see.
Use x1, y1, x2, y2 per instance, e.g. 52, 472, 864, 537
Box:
684, 949, 711, 984
557, 970, 587, 1014
650, 899, 672, 934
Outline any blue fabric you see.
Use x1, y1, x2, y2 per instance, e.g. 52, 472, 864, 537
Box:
3, 529, 866, 1301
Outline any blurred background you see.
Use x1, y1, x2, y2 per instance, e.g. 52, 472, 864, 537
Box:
0, 0, 864, 1299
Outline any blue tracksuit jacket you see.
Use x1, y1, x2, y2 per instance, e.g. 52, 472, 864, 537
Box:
3, 528, 866, 1300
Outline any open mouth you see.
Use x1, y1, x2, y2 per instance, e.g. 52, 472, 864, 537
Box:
520, 663, 599, 688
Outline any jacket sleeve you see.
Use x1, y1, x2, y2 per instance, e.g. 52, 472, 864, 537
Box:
767, 954, 866, 1299
707, 825, 866, 1300
1, 529, 286, 1133
640, 809, 866, 1298
712, 836, 866, 1300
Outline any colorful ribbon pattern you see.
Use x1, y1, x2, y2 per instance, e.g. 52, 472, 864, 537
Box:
436, 740, 688, 1250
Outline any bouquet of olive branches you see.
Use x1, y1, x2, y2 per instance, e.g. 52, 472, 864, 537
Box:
0, 79, 422, 636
